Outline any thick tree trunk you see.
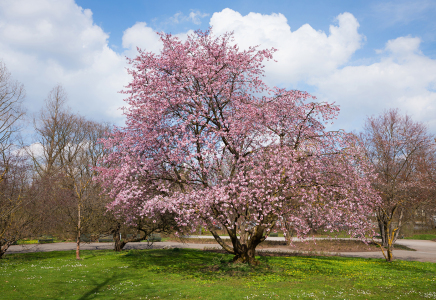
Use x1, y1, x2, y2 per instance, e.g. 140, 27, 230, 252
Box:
111, 223, 145, 251
113, 231, 127, 252
232, 244, 258, 265
210, 224, 266, 265
0, 243, 10, 259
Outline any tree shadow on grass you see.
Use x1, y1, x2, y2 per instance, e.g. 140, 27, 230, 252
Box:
120, 248, 275, 279
76, 273, 119, 300
120, 248, 436, 282
122, 249, 314, 275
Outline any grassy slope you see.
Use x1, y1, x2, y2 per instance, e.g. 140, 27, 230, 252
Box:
1, 249, 435, 300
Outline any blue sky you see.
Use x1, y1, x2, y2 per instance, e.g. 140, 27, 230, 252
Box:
77, 0, 436, 59
0, 0, 435, 134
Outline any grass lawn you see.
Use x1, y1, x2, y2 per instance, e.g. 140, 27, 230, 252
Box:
15, 239, 39, 245
1, 249, 435, 299
404, 234, 436, 241
16, 237, 68, 245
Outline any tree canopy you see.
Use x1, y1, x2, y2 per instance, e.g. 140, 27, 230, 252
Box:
97, 30, 380, 264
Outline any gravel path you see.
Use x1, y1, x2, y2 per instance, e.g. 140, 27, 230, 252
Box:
6, 237, 436, 263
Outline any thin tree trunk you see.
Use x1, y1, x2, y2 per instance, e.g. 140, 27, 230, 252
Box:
386, 244, 393, 262
76, 204, 81, 260
383, 209, 403, 262
393, 210, 404, 241
385, 226, 395, 262
377, 212, 388, 247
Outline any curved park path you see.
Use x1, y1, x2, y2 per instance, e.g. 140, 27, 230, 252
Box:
6, 237, 436, 263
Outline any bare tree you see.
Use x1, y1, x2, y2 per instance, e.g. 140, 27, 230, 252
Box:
31, 85, 77, 177
0, 61, 25, 150
414, 149, 436, 229
360, 109, 435, 261
0, 61, 33, 258
0, 150, 29, 257
30, 85, 111, 259
61, 119, 110, 259
29, 85, 180, 256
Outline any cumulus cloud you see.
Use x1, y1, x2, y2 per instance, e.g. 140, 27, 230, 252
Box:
382, 36, 422, 58
120, 22, 196, 59
209, 9, 436, 132
0, 0, 198, 124
122, 22, 163, 58
18, 142, 44, 158
210, 9, 364, 85
0, 0, 129, 123
312, 36, 436, 130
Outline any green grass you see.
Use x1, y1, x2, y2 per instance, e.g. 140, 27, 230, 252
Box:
404, 234, 436, 241
15, 239, 39, 245
1, 249, 435, 299
16, 237, 67, 245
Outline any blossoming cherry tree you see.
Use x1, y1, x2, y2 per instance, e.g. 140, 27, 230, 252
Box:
97, 30, 379, 264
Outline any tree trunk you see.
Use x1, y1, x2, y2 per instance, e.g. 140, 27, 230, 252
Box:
377, 208, 403, 262
378, 221, 396, 262
380, 222, 387, 247
210, 225, 266, 265
0, 243, 10, 259
231, 231, 264, 265
232, 244, 258, 265
386, 243, 394, 262
76, 204, 81, 260
76, 233, 81, 260
110, 223, 145, 251
113, 231, 127, 252
377, 213, 388, 247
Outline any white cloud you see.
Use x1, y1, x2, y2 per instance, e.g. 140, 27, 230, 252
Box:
122, 22, 163, 58
169, 10, 209, 25
0, 0, 197, 126
383, 36, 422, 58
189, 11, 209, 25
22, 142, 44, 158
209, 9, 436, 132
210, 9, 364, 85
312, 36, 436, 131
0, 0, 128, 123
